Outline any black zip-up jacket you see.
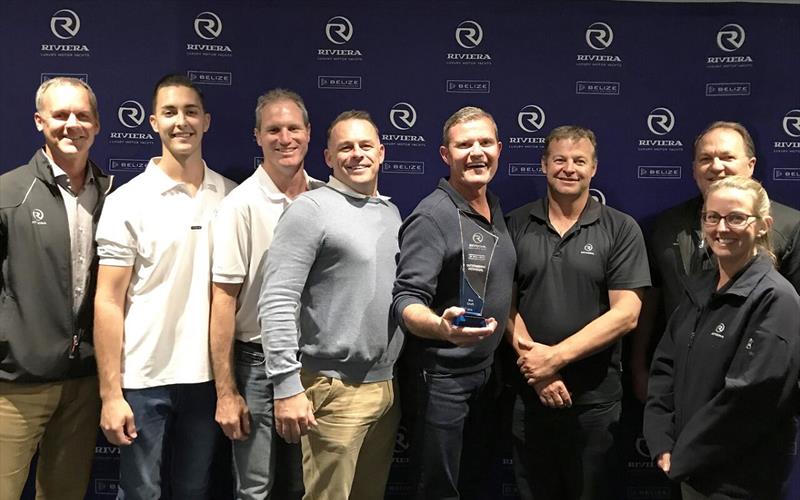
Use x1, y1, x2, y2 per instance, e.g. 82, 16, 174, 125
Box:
392, 178, 517, 373
0, 150, 113, 382
644, 254, 800, 497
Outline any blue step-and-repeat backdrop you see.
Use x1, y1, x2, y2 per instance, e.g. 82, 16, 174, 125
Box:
1, 0, 798, 498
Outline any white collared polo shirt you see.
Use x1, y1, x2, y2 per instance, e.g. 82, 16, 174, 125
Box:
96, 158, 236, 389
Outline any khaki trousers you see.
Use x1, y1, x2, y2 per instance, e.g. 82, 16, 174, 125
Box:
300, 371, 399, 500
0, 376, 100, 500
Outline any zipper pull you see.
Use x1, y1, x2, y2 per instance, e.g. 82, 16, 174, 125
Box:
69, 333, 80, 359
688, 331, 696, 349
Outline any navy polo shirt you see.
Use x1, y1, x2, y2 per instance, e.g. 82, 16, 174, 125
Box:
506, 196, 651, 404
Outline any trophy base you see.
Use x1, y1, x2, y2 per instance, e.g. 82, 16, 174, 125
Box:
453, 313, 486, 328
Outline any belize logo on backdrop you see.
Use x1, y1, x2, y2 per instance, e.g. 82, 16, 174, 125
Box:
508, 104, 546, 149
508, 163, 544, 177
446, 19, 491, 65
318, 16, 363, 61
705, 82, 751, 97
40, 72, 89, 84
186, 11, 232, 57
637, 107, 683, 152
576, 21, 621, 67
706, 23, 752, 68
41, 9, 90, 57
773, 109, 800, 156
109, 100, 155, 145
576, 80, 621, 96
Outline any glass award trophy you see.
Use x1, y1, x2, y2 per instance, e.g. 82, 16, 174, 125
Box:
452, 210, 498, 328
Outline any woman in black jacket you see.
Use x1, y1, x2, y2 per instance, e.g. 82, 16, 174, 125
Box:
644, 176, 800, 499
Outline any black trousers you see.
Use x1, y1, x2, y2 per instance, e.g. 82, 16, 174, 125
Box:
401, 364, 493, 500
512, 392, 622, 500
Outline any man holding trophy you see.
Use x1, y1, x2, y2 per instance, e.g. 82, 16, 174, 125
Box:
392, 106, 516, 499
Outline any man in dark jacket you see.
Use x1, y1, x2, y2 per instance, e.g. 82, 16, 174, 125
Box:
0, 77, 112, 499
629, 121, 800, 402
392, 106, 517, 499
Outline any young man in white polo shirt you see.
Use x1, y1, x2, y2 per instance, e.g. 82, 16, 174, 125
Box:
210, 89, 323, 499
94, 74, 236, 499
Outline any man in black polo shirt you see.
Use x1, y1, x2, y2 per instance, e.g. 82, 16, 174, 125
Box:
629, 121, 800, 402
392, 106, 516, 499
506, 125, 650, 500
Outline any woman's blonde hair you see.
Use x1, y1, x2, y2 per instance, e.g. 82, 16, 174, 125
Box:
704, 175, 776, 265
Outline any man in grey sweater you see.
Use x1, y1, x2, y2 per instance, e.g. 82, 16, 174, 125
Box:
258, 110, 403, 500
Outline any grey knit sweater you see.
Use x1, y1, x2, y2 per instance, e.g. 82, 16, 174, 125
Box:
258, 180, 404, 399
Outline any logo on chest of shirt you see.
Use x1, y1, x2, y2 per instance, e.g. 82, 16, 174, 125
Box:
31, 209, 47, 225
710, 322, 725, 339
580, 243, 595, 256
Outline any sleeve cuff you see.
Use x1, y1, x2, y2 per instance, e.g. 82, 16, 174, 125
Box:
273, 371, 305, 400
393, 295, 425, 331
211, 272, 245, 284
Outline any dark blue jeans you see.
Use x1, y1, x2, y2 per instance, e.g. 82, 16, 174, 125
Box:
403, 365, 493, 500
512, 392, 622, 500
118, 381, 220, 500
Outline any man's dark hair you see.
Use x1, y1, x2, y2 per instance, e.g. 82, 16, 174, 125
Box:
151, 74, 206, 113
326, 110, 380, 143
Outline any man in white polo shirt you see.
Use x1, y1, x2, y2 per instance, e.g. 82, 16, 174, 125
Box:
93, 74, 236, 499
210, 89, 322, 499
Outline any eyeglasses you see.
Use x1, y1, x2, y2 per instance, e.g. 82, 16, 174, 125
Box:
701, 211, 759, 228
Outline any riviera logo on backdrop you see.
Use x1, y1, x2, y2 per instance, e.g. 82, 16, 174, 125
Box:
716, 23, 745, 52
585, 22, 613, 50
195, 12, 222, 40
41, 9, 89, 56
456, 20, 483, 48
51, 9, 80, 39
384, 103, 425, 148
576, 21, 621, 67
517, 105, 546, 133
773, 109, 800, 154
318, 16, 363, 61
646, 108, 674, 136
389, 103, 417, 130
707, 23, 752, 68
446, 19, 491, 65
117, 101, 145, 129
589, 188, 606, 205
326, 16, 353, 44
508, 104, 546, 149
109, 100, 155, 145
187, 11, 232, 56
638, 107, 683, 152
782, 110, 800, 138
